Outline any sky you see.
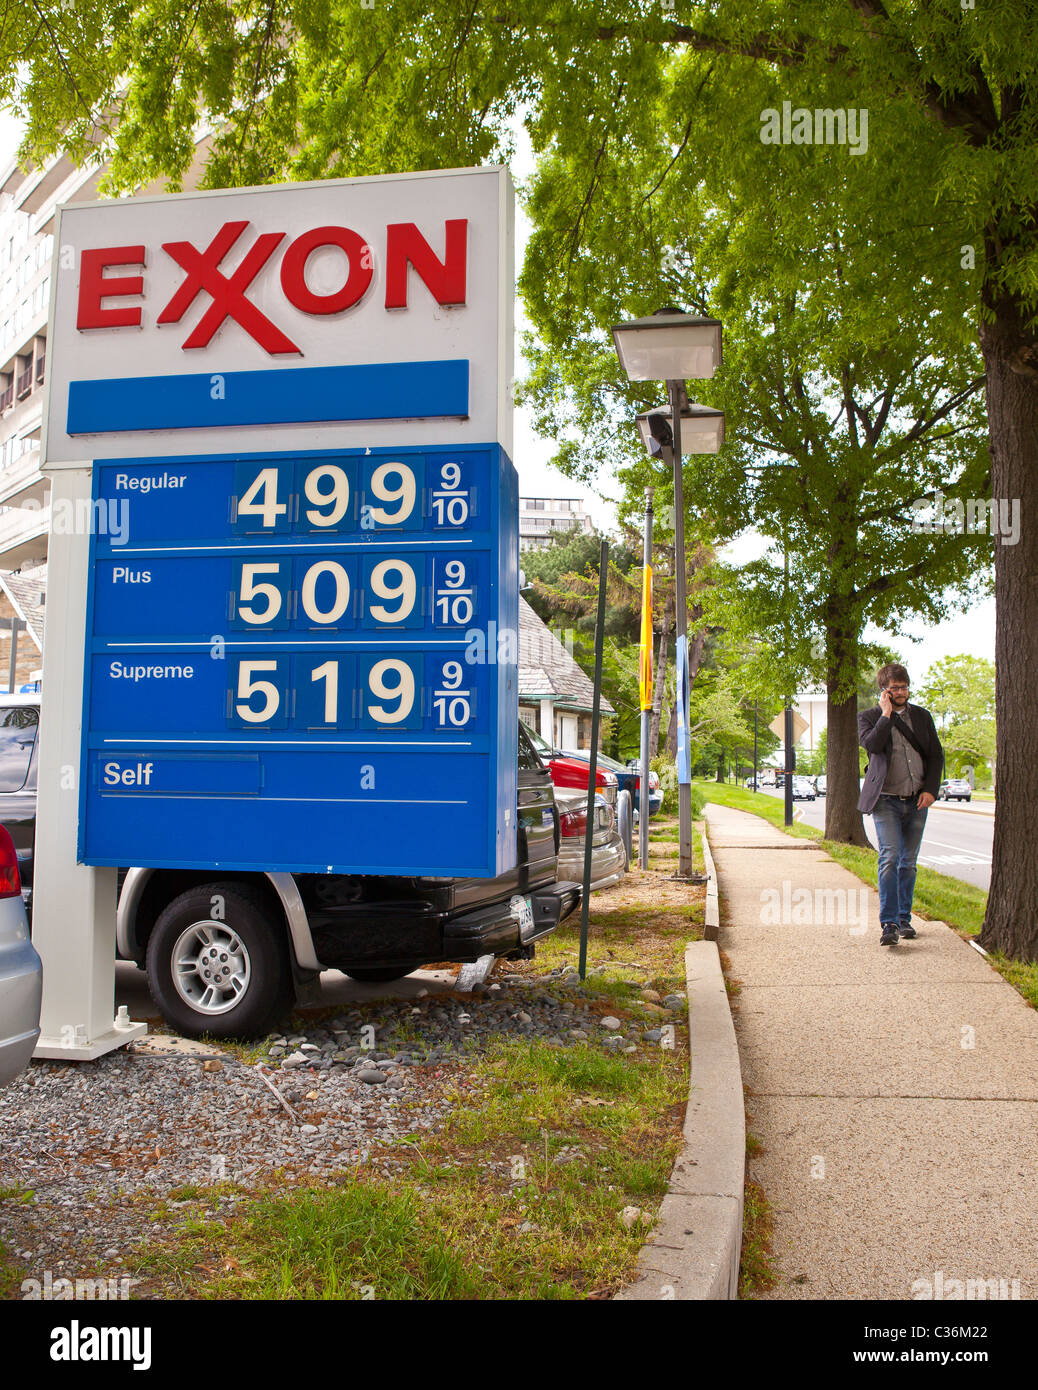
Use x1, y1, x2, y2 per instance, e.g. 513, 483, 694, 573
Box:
1, 109, 995, 682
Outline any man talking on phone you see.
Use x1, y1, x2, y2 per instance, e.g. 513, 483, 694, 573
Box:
858, 663, 944, 946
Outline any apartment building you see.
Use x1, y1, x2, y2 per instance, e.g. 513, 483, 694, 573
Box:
0, 139, 209, 682
518, 495, 594, 552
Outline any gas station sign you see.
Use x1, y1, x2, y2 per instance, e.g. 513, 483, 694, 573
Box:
45, 166, 517, 881
78, 442, 517, 875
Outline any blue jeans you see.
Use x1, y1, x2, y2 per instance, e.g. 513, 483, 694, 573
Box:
871, 795, 928, 926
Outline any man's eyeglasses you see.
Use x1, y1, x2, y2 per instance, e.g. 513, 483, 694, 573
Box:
885, 684, 910, 693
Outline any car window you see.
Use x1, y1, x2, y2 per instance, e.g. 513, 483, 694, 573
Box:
0, 706, 38, 792
518, 722, 547, 772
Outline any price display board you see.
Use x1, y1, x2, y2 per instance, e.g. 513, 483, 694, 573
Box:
78, 442, 518, 876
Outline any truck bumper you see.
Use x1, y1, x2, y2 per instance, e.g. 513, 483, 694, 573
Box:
443, 880, 581, 958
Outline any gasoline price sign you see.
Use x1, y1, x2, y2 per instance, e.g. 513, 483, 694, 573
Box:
79, 443, 519, 877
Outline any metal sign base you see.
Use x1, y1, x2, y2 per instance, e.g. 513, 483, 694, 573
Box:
35, 1020, 147, 1062
31, 467, 148, 1064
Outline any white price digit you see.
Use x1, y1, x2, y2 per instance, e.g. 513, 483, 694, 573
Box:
433, 695, 471, 726
304, 464, 349, 527
433, 660, 471, 726
367, 659, 415, 724
235, 661, 281, 723
236, 562, 283, 624
441, 661, 464, 689
434, 593, 473, 624
434, 560, 473, 624
431, 493, 469, 525
237, 467, 287, 528
311, 660, 339, 723
441, 462, 461, 490
368, 560, 417, 622
301, 561, 351, 624
369, 462, 416, 525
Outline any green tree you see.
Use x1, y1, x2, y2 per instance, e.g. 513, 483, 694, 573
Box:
918, 654, 996, 779
8, 0, 1035, 953
918, 654, 996, 728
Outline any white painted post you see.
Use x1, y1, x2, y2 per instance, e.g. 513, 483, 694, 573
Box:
540, 697, 554, 744
32, 466, 146, 1060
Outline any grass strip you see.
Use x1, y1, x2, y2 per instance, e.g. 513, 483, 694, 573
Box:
123, 830, 702, 1301
131, 1037, 688, 1301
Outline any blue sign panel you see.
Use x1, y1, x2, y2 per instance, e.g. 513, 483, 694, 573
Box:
79, 444, 519, 877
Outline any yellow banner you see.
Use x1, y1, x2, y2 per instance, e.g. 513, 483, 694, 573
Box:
639, 563, 653, 710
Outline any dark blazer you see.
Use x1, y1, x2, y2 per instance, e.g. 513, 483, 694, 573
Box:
857, 702, 944, 813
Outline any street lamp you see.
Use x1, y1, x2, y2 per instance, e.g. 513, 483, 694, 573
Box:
614, 307, 724, 881
634, 401, 725, 456
612, 311, 723, 383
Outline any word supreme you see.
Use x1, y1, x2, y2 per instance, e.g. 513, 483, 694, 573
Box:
76, 218, 468, 355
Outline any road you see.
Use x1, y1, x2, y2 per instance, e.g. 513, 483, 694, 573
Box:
753, 787, 992, 891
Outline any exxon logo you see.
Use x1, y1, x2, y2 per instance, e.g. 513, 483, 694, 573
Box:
75, 218, 468, 355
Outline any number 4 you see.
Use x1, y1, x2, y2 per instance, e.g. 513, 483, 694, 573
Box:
237, 468, 287, 528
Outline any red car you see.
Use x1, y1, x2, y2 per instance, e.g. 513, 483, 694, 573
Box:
523, 726, 618, 806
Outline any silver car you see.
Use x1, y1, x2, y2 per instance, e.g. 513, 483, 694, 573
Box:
554, 786, 627, 892
0, 823, 41, 1085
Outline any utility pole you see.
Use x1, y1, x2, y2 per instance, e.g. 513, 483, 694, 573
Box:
638, 489, 654, 870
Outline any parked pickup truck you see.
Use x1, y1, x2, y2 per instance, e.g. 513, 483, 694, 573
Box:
1, 697, 579, 1038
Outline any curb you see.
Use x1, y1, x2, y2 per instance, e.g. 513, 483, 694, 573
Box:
614, 939, 745, 1301
701, 822, 720, 942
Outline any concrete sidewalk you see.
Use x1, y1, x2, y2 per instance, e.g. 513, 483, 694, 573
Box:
707, 803, 1038, 1301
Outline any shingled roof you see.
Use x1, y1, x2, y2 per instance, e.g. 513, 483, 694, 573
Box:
0, 569, 45, 650
518, 596, 615, 715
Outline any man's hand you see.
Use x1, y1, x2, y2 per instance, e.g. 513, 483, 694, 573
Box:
878, 689, 893, 718
917, 791, 935, 810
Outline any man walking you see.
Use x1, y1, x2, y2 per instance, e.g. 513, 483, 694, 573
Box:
858, 663, 944, 946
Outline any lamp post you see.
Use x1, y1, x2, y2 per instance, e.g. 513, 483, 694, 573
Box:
613, 308, 723, 880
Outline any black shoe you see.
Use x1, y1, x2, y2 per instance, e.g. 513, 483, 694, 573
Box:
880, 925, 900, 946
898, 923, 917, 939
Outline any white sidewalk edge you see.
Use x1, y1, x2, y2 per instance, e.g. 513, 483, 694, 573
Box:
701, 820, 720, 942
615, 936, 745, 1301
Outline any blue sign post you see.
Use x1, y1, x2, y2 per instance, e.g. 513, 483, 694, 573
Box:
79, 444, 518, 877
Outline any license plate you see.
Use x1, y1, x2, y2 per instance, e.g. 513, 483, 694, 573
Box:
510, 894, 534, 935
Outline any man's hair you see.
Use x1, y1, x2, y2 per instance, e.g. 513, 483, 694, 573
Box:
877, 662, 910, 690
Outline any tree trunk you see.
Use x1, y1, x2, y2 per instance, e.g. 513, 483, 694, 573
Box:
824, 595, 870, 846
824, 691, 869, 845
978, 289, 1038, 961
715, 750, 725, 783
666, 700, 677, 758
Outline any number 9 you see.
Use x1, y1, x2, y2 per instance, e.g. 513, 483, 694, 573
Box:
441, 661, 463, 689
369, 463, 416, 525
368, 560, 417, 622
367, 659, 415, 723
444, 560, 466, 588
304, 465, 349, 526
440, 462, 461, 491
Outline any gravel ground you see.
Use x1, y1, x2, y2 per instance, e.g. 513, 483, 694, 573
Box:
0, 965, 685, 1288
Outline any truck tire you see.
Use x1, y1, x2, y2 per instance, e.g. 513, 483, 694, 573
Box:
342, 967, 414, 983
145, 882, 292, 1039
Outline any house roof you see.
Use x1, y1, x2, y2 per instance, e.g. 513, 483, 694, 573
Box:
518, 596, 615, 715
0, 570, 45, 651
